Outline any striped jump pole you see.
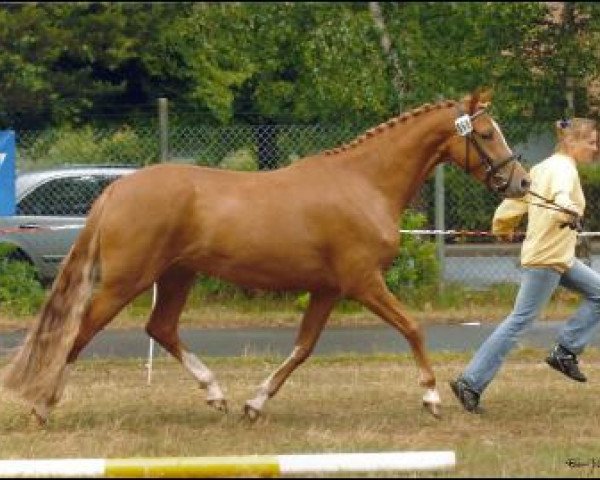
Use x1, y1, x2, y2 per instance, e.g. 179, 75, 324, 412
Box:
0, 451, 456, 477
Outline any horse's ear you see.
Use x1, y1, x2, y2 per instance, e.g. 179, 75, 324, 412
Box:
459, 88, 493, 113
470, 88, 493, 112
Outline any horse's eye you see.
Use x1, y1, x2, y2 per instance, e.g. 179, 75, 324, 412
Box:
480, 131, 494, 140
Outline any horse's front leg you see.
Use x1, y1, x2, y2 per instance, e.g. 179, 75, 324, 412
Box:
352, 272, 441, 418
244, 290, 338, 421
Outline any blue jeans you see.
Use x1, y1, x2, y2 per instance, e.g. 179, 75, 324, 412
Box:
460, 259, 600, 394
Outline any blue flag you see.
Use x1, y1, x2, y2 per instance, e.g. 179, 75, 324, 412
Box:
0, 130, 16, 216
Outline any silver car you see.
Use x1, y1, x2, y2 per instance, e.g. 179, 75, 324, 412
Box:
0, 165, 137, 284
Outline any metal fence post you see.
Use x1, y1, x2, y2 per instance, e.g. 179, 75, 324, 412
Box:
435, 163, 445, 291
158, 97, 169, 163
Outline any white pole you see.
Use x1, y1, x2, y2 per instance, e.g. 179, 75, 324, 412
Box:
0, 451, 456, 477
146, 339, 154, 386
278, 451, 456, 474
145, 283, 157, 385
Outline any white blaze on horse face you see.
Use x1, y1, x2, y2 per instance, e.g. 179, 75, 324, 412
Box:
181, 350, 224, 402
491, 119, 513, 156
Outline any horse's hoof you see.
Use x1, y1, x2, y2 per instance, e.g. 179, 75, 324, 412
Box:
243, 403, 261, 422
207, 398, 228, 413
423, 401, 442, 419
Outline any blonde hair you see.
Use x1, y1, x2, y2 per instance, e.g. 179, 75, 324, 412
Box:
555, 117, 597, 152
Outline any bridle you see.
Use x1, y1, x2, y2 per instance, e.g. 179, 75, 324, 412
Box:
455, 107, 580, 218
454, 106, 522, 194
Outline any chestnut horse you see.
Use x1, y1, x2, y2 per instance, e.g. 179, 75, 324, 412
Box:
2, 90, 530, 425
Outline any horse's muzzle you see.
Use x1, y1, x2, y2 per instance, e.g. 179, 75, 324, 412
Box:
499, 168, 531, 198
489, 155, 531, 198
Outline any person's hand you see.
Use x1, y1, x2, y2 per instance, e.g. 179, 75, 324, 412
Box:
560, 214, 584, 233
495, 232, 525, 242
495, 233, 512, 242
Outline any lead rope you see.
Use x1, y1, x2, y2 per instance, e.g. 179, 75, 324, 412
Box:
399, 188, 596, 238
522, 189, 579, 215
398, 229, 600, 238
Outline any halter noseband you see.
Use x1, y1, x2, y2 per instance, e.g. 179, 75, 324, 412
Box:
454, 106, 521, 193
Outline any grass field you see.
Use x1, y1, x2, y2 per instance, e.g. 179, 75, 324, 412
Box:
1, 350, 600, 477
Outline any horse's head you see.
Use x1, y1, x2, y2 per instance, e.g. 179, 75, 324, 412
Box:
442, 89, 530, 198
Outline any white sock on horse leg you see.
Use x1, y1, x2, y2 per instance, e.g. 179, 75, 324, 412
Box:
246, 346, 304, 412
181, 350, 224, 401
245, 379, 271, 412
422, 388, 441, 405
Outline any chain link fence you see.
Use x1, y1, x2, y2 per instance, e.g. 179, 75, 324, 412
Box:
7, 118, 600, 288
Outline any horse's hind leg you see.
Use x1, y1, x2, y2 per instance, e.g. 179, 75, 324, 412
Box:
145, 268, 227, 413
244, 290, 338, 420
352, 272, 441, 418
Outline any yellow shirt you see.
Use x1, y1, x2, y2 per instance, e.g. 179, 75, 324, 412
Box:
492, 152, 585, 273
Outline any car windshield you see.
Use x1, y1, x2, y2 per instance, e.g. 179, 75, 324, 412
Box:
17, 175, 119, 216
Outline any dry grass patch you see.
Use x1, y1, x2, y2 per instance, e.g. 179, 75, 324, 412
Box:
1, 351, 600, 477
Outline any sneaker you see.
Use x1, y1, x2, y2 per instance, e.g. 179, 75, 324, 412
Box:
546, 344, 587, 382
449, 378, 484, 414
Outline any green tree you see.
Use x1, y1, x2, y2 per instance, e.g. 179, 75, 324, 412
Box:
4, 2, 600, 139
0, 3, 193, 129
159, 3, 397, 168
380, 3, 600, 141
156, 3, 257, 124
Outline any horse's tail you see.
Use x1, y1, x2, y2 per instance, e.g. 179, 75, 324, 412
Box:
1, 188, 109, 406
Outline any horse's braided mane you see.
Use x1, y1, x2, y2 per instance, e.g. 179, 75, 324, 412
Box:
324, 99, 457, 156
